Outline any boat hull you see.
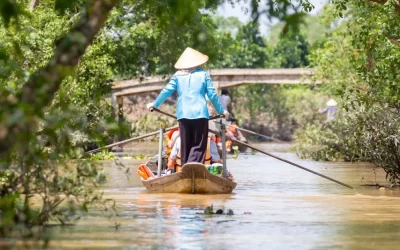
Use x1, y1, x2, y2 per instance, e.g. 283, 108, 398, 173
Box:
141, 163, 237, 194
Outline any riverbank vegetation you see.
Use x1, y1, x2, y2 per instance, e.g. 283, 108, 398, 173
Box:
295, 1, 400, 184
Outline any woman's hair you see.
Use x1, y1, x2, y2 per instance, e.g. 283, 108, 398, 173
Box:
181, 64, 205, 72
221, 88, 229, 95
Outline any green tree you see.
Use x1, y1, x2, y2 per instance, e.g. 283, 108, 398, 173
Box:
297, 1, 400, 183
210, 20, 268, 68
0, 0, 119, 236
272, 32, 310, 68
212, 16, 242, 35
0, 0, 227, 235
109, 2, 222, 78
209, 15, 318, 140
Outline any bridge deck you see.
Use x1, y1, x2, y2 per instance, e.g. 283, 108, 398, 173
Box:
112, 68, 316, 97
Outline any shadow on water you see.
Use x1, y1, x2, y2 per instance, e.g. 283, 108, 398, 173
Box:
14, 143, 400, 249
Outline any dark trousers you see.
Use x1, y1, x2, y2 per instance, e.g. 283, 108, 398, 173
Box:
178, 118, 208, 166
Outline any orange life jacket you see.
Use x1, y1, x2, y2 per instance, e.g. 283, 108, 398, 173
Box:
226, 124, 238, 138
226, 140, 232, 150
168, 128, 179, 140
166, 128, 179, 161
175, 137, 212, 172
214, 136, 231, 150
210, 135, 217, 143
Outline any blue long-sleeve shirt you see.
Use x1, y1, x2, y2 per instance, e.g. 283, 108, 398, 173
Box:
153, 68, 224, 120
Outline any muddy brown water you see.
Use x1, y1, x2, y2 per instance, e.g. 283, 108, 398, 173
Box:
12, 143, 400, 249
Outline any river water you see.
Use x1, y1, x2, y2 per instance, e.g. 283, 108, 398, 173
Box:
46, 143, 400, 249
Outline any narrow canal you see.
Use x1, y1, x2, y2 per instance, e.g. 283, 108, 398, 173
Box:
48, 143, 400, 249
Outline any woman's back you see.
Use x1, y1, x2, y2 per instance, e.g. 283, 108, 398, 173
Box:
154, 68, 223, 120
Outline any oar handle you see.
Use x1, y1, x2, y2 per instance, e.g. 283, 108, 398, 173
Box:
151, 108, 225, 120
150, 108, 175, 119
210, 114, 225, 120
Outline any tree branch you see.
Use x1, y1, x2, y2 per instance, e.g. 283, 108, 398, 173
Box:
367, 0, 400, 12
367, 0, 388, 4
29, 0, 40, 10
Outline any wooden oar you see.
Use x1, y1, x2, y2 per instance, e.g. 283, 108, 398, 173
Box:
86, 125, 179, 154
229, 138, 355, 190
150, 108, 224, 120
150, 108, 355, 190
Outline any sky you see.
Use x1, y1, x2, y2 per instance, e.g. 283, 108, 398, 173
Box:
216, 0, 327, 35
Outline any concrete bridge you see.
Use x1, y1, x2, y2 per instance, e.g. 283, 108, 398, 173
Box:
111, 68, 316, 120
112, 68, 316, 98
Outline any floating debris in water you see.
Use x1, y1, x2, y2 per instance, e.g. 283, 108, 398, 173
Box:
203, 205, 234, 215
215, 209, 224, 214
204, 204, 214, 215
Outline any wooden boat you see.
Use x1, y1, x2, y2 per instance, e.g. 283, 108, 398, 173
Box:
141, 162, 237, 194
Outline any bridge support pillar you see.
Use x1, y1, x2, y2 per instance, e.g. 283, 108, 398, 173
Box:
111, 94, 123, 121
117, 96, 124, 123
111, 94, 125, 142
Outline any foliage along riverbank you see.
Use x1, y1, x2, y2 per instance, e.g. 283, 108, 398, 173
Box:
294, 2, 400, 184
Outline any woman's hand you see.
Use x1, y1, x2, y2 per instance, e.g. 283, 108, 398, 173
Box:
146, 102, 154, 111
223, 110, 229, 118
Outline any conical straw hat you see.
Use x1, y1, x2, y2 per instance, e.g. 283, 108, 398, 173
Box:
327, 99, 338, 106
174, 47, 209, 70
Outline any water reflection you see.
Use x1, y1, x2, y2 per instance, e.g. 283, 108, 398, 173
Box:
43, 143, 400, 249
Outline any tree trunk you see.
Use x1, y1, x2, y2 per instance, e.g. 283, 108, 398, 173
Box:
29, 0, 39, 10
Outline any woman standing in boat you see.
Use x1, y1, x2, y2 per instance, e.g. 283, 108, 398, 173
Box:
147, 48, 228, 168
